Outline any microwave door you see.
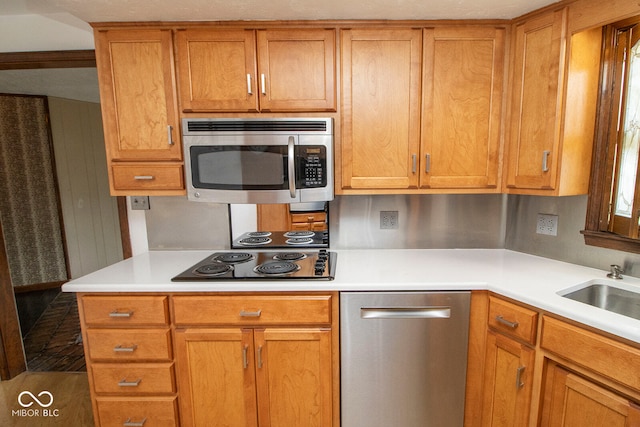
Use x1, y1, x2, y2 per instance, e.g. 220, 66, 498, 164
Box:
186, 141, 301, 204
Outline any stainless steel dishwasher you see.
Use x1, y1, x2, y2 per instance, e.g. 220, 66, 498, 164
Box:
340, 291, 471, 427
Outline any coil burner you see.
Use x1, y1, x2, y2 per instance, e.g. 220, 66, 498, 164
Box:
212, 252, 254, 264
254, 260, 300, 276
194, 263, 233, 276
237, 236, 272, 246
273, 252, 307, 261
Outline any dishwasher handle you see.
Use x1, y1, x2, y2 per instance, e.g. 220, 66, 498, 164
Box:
360, 307, 451, 319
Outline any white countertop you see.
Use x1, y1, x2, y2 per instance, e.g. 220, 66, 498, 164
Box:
61, 248, 640, 344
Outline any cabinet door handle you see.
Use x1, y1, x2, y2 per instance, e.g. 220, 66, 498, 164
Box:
242, 344, 249, 369
260, 73, 266, 95
167, 125, 174, 146
412, 154, 417, 173
113, 344, 138, 353
257, 345, 263, 368
239, 309, 262, 318
425, 153, 431, 173
247, 74, 253, 95
542, 150, 551, 172
118, 378, 142, 387
109, 310, 133, 318
133, 175, 154, 180
495, 315, 519, 329
516, 365, 526, 389
123, 418, 147, 427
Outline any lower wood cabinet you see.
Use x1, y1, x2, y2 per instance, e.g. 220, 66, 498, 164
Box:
476, 294, 640, 427
481, 296, 537, 427
78, 292, 338, 427
95, 397, 179, 427
174, 327, 333, 427
172, 293, 337, 427
78, 294, 178, 427
540, 362, 640, 426
482, 331, 535, 427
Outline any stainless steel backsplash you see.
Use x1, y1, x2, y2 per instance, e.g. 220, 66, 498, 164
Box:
144, 193, 640, 278
330, 194, 507, 249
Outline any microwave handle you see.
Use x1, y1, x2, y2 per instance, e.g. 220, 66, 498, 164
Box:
288, 136, 296, 198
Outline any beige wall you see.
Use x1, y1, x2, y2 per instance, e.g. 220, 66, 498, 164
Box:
48, 97, 123, 279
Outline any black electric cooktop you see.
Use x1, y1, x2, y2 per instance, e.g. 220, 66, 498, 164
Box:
171, 250, 336, 281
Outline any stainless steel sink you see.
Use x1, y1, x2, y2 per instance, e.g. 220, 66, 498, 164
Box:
561, 282, 640, 321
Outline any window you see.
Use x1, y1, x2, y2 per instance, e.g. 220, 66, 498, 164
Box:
584, 16, 640, 252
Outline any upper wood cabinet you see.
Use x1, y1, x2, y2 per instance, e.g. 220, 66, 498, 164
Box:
340, 28, 423, 191
340, 26, 505, 194
94, 28, 184, 195
504, 7, 601, 195
421, 26, 505, 191
175, 28, 336, 112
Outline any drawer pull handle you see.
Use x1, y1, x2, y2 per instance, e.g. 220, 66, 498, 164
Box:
118, 378, 142, 387
109, 310, 133, 318
133, 175, 154, 180
113, 344, 138, 353
516, 365, 526, 389
240, 309, 262, 318
123, 418, 147, 427
495, 315, 519, 329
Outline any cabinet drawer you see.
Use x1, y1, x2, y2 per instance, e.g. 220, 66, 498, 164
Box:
291, 212, 327, 223
173, 295, 332, 326
541, 315, 640, 391
86, 329, 172, 361
488, 296, 538, 345
81, 295, 169, 326
92, 363, 175, 394
111, 164, 184, 191
96, 396, 178, 427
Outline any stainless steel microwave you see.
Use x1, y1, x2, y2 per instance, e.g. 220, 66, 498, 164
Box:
182, 118, 334, 204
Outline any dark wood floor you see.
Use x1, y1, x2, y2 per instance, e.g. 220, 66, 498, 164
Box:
22, 292, 86, 372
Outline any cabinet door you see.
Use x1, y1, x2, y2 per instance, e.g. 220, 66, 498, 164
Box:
505, 8, 567, 190
175, 29, 259, 112
254, 328, 333, 427
421, 27, 504, 190
341, 28, 422, 190
540, 363, 640, 427
174, 328, 258, 427
95, 29, 181, 161
482, 331, 535, 427
257, 29, 336, 112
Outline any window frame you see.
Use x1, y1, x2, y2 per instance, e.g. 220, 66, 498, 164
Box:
584, 17, 640, 253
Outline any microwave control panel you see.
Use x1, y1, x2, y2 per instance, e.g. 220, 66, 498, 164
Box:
300, 147, 326, 188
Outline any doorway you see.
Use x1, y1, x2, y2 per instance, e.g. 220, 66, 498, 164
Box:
0, 50, 131, 379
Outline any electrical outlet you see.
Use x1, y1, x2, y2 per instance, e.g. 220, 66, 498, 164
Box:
536, 213, 558, 236
131, 196, 150, 210
380, 211, 399, 229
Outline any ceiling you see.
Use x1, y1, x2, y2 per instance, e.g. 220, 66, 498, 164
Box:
6, 0, 560, 22
1, 0, 560, 104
